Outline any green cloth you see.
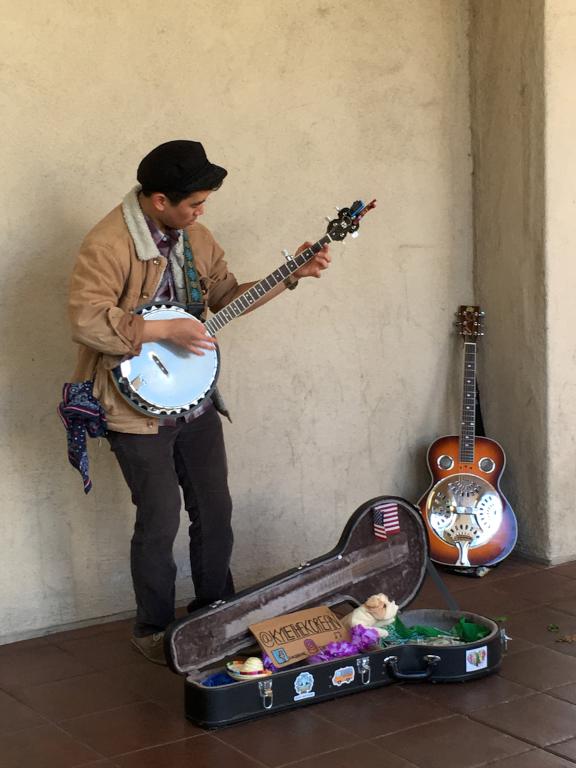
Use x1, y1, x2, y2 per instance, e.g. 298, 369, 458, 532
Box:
382, 616, 490, 646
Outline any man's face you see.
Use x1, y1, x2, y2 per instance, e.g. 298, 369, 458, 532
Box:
159, 189, 213, 230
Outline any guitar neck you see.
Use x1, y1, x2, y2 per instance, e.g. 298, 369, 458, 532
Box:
205, 234, 332, 336
459, 341, 477, 463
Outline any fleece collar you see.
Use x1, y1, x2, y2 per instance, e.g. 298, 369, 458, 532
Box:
121, 185, 185, 267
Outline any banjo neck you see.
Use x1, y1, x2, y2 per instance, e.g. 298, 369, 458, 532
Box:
204, 235, 332, 337
112, 199, 376, 418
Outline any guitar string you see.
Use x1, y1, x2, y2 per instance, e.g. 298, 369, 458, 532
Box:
205, 234, 333, 336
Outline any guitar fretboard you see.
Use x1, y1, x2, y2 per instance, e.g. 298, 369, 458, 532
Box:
205, 235, 332, 336
459, 341, 477, 464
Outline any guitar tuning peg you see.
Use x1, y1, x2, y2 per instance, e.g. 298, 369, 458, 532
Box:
350, 231, 359, 239
335, 206, 341, 212
325, 216, 332, 223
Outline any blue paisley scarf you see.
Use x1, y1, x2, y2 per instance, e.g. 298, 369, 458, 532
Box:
58, 381, 107, 494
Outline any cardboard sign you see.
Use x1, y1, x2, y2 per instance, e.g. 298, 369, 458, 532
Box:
249, 605, 349, 668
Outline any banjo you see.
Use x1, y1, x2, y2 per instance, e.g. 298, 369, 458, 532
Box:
112, 199, 376, 417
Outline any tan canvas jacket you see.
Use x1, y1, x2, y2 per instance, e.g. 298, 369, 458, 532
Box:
69, 200, 239, 434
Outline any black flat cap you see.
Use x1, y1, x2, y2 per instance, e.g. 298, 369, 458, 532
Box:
137, 140, 227, 193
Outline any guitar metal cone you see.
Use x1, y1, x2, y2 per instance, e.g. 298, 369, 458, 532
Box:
426, 474, 503, 567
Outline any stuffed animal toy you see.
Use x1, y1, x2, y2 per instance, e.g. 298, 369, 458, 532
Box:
341, 593, 399, 638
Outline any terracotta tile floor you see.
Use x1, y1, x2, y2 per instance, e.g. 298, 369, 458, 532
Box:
3, 556, 576, 767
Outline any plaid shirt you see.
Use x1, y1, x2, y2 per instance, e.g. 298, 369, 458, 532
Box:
144, 216, 181, 303
144, 215, 214, 424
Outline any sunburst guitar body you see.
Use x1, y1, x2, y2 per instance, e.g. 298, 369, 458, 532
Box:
418, 306, 518, 568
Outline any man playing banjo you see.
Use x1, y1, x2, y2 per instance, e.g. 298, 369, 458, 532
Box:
68, 140, 331, 664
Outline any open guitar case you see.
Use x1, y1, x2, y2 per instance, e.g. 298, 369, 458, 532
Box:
165, 495, 506, 728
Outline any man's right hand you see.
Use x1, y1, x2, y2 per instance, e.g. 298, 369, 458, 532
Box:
142, 318, 217, 355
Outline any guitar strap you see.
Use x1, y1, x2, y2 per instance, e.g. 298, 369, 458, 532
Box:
475, 381, 486, 437
182, 230, 205, 319
426, 559, 460, 611
181, 229, 231, 422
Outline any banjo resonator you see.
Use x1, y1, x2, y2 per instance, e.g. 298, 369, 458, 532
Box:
113, 305, 220, 417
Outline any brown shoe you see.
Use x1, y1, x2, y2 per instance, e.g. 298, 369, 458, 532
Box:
131, 632, 167, 665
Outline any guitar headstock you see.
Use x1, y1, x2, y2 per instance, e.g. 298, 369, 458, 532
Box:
456, 305, 485, 341
326, 199, 377, 241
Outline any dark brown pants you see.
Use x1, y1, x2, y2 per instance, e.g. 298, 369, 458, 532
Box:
107, 406, 234, 637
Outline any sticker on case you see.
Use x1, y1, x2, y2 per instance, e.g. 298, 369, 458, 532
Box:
271, 648, 290, 665
294, 671, 316, 701
466, 645, 488, 671
332, 666, 355, 687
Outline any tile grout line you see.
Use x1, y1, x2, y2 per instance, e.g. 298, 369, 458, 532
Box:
271, 737, 382, 768
312, 704, 459, 739
50, 719, 110, 765
6, 689, 159, 729
107, 733, 262, 764
538, 734, 576, 765
55, 698, 201, 727
372, 713, 536, 768
462, 704, 576, 759
209, 731, 274, 768
474, 745, 576, 767
208, 708, 361, 768
5, 658, 192, 727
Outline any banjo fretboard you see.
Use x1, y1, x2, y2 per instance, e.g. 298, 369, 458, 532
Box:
205, 235, 332, 336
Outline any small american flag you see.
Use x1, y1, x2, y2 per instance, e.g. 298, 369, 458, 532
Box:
373, 501, 401, 540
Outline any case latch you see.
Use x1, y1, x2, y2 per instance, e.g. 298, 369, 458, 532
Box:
258, 678, 274, 710
356, 656, 371, 685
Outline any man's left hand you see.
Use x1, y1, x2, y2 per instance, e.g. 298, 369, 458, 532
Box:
293, 242, 331, 279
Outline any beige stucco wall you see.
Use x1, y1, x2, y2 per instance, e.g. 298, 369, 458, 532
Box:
545, 0, 576, 561
471, 0, 576, 564
0, 0, 472, 643
470, 0, 547, 558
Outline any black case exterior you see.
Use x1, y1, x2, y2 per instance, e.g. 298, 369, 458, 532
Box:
185, 610, 503, 728
165, 496, 505, 729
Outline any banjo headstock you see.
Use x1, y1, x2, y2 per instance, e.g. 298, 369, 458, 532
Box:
326, 199, 377, 242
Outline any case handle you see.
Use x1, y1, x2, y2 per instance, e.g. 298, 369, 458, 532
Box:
384, 654, 441, 680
